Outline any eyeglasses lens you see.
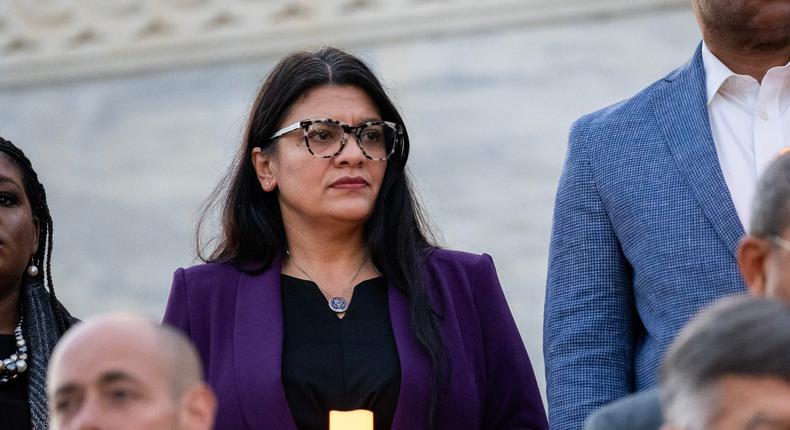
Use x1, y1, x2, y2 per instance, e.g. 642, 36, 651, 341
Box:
305, 121, 396, 159
358, 124, 395, 159
306, 122, 343, 157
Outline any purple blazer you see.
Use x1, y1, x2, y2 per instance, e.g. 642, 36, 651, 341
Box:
163, 248, 547, 429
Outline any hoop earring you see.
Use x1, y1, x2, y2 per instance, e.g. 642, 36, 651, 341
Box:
26, 263, 39, 277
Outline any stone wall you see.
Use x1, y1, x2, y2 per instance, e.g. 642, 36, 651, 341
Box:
2, 0, 685, 86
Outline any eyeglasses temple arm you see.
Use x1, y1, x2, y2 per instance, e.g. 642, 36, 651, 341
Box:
771, 236, 790, 252
270, 122, 303, 140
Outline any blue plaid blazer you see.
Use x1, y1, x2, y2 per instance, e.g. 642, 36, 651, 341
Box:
543, 45, 747, 430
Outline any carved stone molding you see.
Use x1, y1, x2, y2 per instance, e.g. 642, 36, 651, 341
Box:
0, 0, 688, 88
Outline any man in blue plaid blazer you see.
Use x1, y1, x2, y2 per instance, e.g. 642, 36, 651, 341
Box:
543, 1, 790, 428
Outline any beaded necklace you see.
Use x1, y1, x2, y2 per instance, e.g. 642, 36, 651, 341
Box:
0, 316, 28, 384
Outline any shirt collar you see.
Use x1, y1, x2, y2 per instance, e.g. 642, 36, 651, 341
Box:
701, 41, 737, 106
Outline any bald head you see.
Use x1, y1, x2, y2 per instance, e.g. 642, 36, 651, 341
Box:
48, 313, 215, 430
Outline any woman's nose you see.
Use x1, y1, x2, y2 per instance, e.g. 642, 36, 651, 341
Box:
333, 133, 367, 165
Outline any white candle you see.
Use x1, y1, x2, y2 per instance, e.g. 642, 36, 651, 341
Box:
329, 409, 374, 430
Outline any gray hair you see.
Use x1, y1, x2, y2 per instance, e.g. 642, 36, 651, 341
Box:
750, 153, 790, 238
661, 296, 790, 429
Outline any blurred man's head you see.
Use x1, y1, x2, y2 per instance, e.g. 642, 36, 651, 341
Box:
738, 153, 790, 300
661, 296, 790, 430
47, 314, 215, 430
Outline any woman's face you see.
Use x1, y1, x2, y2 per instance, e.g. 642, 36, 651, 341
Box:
0, 154, 38, 292
252, 85, 388, 229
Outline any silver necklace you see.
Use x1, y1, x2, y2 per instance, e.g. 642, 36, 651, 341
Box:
0, 316, 28, 384
285, 250, 369, 313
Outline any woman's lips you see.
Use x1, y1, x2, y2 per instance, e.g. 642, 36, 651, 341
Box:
331, 177, 369, 189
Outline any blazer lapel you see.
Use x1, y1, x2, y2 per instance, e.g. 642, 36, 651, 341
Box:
234, 256, 298, 430
651, 44, 745, 256
388, 282, 432, 429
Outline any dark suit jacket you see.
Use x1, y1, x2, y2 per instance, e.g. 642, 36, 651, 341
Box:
163, 248, 547, 430
584, 389, 662, 430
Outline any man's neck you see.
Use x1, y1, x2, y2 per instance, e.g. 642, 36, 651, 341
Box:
705, 37, 790, 82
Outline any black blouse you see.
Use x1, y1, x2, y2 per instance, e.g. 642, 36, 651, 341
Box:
281, 274, 401, 430
0, 334, 31, 430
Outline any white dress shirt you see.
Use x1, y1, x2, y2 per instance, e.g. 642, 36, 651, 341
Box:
702, 42, 790, 230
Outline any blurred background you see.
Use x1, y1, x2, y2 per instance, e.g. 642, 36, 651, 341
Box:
0, 0, 701, 400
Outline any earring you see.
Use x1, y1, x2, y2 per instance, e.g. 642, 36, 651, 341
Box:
26, 264, 39, 277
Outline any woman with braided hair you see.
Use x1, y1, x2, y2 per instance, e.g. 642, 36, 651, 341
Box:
0, 137, 76, 429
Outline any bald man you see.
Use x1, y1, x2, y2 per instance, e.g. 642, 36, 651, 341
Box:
47, 314, 216, 430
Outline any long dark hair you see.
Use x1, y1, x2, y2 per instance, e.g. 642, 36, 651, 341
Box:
198, 47, 446, 424
0, 137, 69, 335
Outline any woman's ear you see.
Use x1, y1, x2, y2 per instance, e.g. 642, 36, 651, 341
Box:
251, 147, 277, 192
737, 235, 769, 296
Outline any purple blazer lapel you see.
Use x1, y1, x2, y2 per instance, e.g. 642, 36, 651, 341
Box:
234, 256, 298, 430
388, 282, 431, 429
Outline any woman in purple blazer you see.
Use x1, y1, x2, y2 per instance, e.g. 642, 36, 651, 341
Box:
163, 47, 546, 430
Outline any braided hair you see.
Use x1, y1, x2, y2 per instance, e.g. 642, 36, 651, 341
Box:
0, 137, 69, 335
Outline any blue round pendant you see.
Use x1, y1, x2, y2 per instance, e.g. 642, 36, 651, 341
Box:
328, 297, 349, 313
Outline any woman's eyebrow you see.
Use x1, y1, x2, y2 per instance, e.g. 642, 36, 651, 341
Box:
0, 175, 21, 186
352, 118, 383, 126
